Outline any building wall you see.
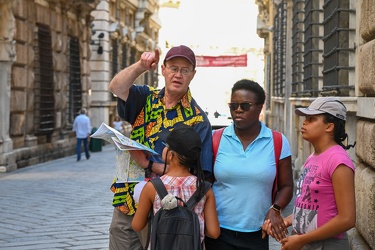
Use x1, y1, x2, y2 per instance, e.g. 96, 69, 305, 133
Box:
0, 0, 160, 173
353, 0, 375, 248
89, 0, 160, 129
0, 0, 98, 172
256, 0, 374, 248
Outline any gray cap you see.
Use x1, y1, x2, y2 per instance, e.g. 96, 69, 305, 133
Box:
295, 97, 347, 121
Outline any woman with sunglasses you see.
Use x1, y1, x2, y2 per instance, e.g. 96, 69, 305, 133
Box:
205, 79, 294, 250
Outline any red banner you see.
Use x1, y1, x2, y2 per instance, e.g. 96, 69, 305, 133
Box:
195, 55, 247, 67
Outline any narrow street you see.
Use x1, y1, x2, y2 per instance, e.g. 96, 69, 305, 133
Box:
0, 144, 291, 249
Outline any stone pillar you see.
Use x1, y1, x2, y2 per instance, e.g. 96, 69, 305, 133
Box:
284, 0, 293, 140
90, 0, 112, 129
0, 0, 16, 172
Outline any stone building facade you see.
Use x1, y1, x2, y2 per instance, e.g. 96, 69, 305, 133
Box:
0, 0, 160, 173
89, 0, 160, 129
256, 0, 374, 249
0, 0, 99, 172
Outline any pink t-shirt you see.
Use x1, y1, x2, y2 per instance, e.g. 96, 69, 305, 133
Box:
292, 145, 355, 238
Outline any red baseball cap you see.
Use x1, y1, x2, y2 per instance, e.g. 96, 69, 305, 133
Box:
164, 45, 196, 68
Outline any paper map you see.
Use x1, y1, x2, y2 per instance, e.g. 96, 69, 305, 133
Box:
90, 122, 158, 155
91, 122, 158, 182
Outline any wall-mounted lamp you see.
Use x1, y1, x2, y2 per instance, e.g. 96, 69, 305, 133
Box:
91, 32, 104, 54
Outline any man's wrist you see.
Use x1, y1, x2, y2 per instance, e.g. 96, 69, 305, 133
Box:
270, 203, 281, 212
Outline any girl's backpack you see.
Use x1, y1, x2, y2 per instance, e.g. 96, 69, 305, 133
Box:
147, 178, 211, 250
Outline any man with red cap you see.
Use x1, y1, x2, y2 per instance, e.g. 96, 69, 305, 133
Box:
108, 45, 213, 250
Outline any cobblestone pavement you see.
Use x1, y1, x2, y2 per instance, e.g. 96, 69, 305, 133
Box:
0, 144, 293, 250
0, 145, 116, 250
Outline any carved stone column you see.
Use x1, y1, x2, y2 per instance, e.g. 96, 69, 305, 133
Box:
0, 0, 16, 172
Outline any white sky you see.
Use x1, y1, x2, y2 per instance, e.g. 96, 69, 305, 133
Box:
159, 0, 263, 52
157, 0, 264, 118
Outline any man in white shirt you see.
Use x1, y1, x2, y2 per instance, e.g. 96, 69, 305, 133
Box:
73, 108, 91, 161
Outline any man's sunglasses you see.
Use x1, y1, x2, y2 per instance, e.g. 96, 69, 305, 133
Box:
228, 102, 254, 111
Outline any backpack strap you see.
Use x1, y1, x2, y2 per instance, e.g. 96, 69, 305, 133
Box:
271, 130, 283, 203
210, 128, 224, 183
145, 178, 168, 250
212, 128, 224, 163
186, 181, 212, 209
150, 177, 168, 200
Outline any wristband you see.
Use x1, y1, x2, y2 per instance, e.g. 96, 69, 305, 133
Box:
147, 160, 153, 172
270, 204, 281, 212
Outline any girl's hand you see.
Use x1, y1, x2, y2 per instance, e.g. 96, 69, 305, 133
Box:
280, 235, 304, 250
262, 219, 272, 238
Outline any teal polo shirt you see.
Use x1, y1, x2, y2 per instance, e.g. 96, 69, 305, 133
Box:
212, 122, 291, 232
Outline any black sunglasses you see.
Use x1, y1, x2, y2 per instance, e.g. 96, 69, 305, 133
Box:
228, 102, 254, 111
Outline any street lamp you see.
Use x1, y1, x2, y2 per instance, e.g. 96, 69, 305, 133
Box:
91, 32, 104, 54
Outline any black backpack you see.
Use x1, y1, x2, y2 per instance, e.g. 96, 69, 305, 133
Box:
147, 178, 211, 250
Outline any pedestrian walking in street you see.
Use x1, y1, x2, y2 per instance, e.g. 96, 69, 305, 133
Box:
72, 108, 91, 161
108, 45, 213, 250
112, 115, 123, 133
263, 97, 356, 250
132, 124, 220, 249
205, 79, 294, 250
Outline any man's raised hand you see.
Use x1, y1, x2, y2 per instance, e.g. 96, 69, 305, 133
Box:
140, 48, 160, 71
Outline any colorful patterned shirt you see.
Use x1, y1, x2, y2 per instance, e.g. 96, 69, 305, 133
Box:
118, 85, 213, 173
112, 85, 212, 215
